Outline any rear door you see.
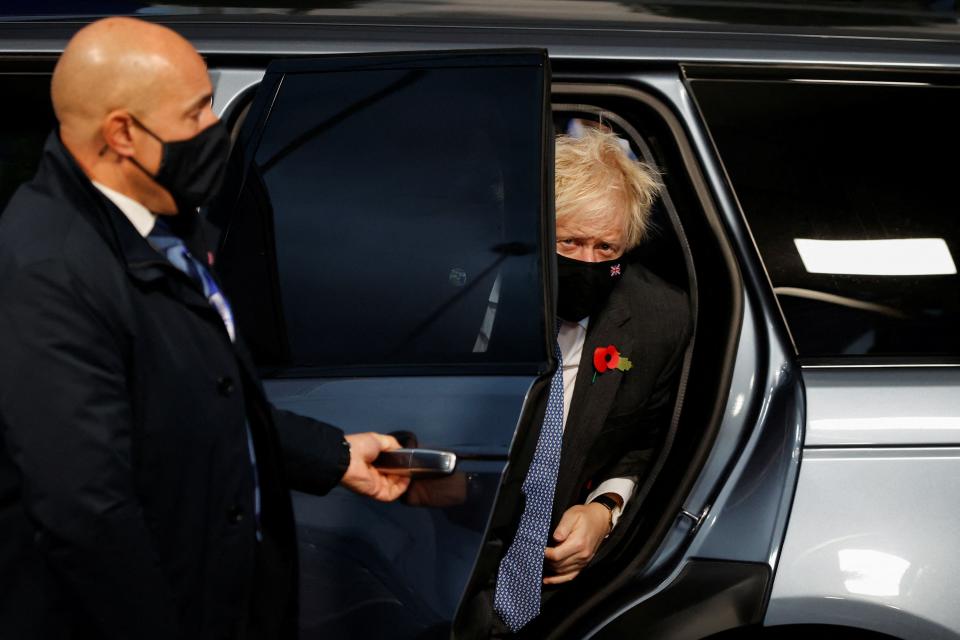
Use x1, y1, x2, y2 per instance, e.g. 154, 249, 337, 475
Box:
689, 69, 960, 637
212, 51, 553, 638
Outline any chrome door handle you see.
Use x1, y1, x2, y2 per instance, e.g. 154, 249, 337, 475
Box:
373, 448, 458, 477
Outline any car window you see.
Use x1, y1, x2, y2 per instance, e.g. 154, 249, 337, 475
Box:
691, 78, 960, 362
0, 74, 55, 213
216, 53, 549, 373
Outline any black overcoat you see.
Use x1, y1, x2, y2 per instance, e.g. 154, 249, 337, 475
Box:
0, 134, 347, 640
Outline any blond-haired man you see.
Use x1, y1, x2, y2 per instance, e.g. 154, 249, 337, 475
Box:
486, 128, 692, 635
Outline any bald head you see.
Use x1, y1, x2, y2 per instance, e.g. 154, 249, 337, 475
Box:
52, 17, 217, 213
53, 18, 204, 138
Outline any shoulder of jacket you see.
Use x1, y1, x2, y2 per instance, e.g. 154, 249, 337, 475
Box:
622, 263, 693, 344
624, 263, 689, 307
1, 191, 128, 305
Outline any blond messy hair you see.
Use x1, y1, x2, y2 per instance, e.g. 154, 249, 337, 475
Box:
555, 128, 662, 250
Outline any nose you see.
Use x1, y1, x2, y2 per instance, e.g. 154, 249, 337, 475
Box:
569, 246, 602, 263
200, 105, 220, 129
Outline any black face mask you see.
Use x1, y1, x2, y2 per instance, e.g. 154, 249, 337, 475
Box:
556, 254, 625, 322
128, 115, 230, 209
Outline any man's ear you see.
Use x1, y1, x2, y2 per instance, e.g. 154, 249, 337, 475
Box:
100, 110, 136, 159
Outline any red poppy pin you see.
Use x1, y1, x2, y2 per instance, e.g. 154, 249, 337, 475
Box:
593, 344, 633, 383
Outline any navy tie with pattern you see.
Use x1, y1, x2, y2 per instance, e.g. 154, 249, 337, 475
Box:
146, 219, 261, 540
494, 336, 564, 632
146, 220, 235, 341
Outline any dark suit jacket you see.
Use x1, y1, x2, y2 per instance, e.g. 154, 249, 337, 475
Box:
551, 264, 692, 533
456, 264, 691, 638
487, 261, 691, 574
0, 134, 348, 640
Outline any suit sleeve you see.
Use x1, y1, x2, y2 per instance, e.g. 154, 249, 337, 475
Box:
599, 302, 693, 483
0, 261, 179, 639
271, 408, 349, 495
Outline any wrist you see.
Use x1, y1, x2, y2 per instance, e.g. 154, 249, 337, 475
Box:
587, 501, 614, 537
336, 436, 351, 480
590, 494, 618, 537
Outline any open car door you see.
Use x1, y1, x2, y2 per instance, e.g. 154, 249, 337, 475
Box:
211, 50, 554, 638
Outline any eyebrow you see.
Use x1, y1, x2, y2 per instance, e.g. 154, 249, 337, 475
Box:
186, 93, 214, 114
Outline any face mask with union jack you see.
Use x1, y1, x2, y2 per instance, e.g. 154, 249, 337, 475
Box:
556, 254, 625, 322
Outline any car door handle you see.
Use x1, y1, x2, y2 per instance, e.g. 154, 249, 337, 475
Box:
373, 448, 458, 477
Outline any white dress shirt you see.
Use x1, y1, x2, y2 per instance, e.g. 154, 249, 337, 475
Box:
557, 318, 637, 528
92, 181, 157, 238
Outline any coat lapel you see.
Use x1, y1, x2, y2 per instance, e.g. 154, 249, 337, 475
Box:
552, 285, 633, 524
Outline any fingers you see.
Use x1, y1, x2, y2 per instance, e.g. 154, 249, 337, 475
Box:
543, 545, 561, 564
363, 467, 410, 502
546, 539, 594, 575
369, 455, 411, 501
544, 531, 591, 573
344, 432, 402, 464
549, 551, 593, 576
544, 507, 603, 576
543, 569, 581, 585
377, 433, 402, 451
552, 509, 579, 544
373, 473, 411, 502
544, 537, 578, 566
545, 507, 585, 564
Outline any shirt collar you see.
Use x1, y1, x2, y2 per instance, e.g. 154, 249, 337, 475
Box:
91, 181, 157, 238
560, 317, 591, 331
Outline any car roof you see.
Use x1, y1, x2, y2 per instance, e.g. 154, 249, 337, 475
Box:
3, 1, 960, 70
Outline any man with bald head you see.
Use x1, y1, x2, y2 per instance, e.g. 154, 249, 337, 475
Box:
0, 17, 407, 640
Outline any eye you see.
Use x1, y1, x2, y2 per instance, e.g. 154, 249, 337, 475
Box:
599, 243, 619, 255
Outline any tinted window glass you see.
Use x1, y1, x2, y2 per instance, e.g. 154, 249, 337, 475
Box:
0, 74, 55, 212
219, 56, 547, 372
692, 79, 960, 361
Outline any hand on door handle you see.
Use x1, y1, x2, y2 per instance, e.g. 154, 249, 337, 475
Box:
342, 432, 411, 502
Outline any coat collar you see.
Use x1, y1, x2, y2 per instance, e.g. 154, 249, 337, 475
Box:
39, 132, 216, 309
91, 180, 157, 238
551, 280, 633, 524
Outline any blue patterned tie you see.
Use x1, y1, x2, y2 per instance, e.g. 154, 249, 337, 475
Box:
494, 335, 564, 632
146, 220, 236, 342
146, 219, 262, 540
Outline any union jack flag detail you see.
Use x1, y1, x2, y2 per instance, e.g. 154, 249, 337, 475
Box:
610, 264, 622, 277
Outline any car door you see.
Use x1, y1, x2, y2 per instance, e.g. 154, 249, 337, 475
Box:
211, 50, 554, 639
689, 69, 960, 638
